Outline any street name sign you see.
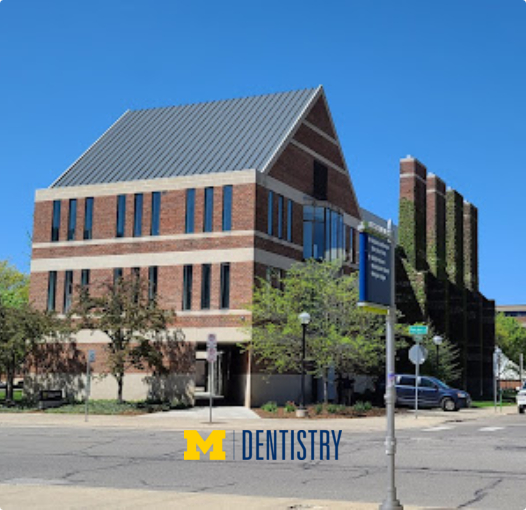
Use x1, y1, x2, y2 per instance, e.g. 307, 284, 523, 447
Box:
409, 325, 428, 336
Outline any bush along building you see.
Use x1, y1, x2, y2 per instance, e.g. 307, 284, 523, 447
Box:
29, 86, 362, 406
397, 156, 495, 397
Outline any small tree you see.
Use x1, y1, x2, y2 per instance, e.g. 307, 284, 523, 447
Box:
415, 327, 462, 385
72, 274, 175, 403
248, 260, 406, 403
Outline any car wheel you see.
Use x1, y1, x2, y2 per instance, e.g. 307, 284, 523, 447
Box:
519, 406, 525, 414
441, 397, 457, 412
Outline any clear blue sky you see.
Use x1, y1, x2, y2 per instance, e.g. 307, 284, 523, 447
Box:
0, 0, 525, 304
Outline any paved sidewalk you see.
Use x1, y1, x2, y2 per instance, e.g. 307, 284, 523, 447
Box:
0, 405, 514, 432
145, 405, 261, 420
0, 485, 451, 510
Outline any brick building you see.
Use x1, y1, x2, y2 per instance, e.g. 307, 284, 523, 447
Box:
29, 87, 362, 406
397, 157, 495, 397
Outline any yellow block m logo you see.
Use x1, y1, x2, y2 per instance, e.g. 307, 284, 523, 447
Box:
184, 430, 226, 460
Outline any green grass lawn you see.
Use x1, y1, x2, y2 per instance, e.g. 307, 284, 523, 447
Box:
471, 400, 515, 408
0, 389, 24, 402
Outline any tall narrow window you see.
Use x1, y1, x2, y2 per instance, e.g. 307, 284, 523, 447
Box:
201, 264, 211, 310
51, 200, 61, 242
67, 199, 77, 241
148, 266, 158, 302
222, 185, 232, 231
133, 194, 143, 237
185, 189, 195, 233
113, 267, 123, 285
63, 270, 73, 313
151, 192, 161, 236
267, 191, 273, 236
313, 161, 328, 200
182, 265, 193, 310
287, 200, 293, 242
277, 195, 284, 239
132, 267, 141, 280
203, 187, 214, 233
81, 269, 90, 288
116, 195, 126, 238
131, 267, 140, 303
220, 263, 230, 309
84, 197, 94, 240
47, 271, 57, 311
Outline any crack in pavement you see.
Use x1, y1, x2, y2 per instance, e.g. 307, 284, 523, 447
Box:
456, 478, 503, 508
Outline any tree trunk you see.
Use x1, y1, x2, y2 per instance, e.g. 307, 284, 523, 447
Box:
117, 374, 124, 404
323, 371, 329, 405
6, 369, 15, 403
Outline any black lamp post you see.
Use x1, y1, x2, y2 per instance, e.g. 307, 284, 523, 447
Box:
297, 312, 311, 417
433, 335, 443, 377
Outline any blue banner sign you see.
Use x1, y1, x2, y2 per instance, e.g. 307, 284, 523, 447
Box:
359, 231, 393, 307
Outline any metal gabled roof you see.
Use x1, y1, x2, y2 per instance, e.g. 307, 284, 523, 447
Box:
51, 87, 321, 188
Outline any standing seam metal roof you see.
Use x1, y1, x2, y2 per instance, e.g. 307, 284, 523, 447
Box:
52, 88, 320, 187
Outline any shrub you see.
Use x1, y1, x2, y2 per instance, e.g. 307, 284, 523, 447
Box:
261, 401, 278, 413
353, 401, 372, 413
315, 403, 324, 415
284, 401, 296, 413
327, 403, 345, 414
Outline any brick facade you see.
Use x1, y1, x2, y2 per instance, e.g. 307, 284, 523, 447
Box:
29, 90, 362, 406
397, 157, 495, 397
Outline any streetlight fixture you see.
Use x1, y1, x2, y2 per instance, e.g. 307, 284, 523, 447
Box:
433, 335, 443, 377
297, 312, 311, 418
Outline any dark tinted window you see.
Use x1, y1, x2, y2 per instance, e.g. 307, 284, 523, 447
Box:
51, 200, 61, 242
398, 376, 415, 386
419, 378, 436, 389
222, 185, 232, 231
203, 187, 214, 232
133, 194, 143, 237
116, 195, 126, 238
148, 266, 158, 302
220, 263, 230, 309
81, 269, 90, 288
313, 161, 328, 200
151, 192, 161, 236
47, 271, 57, 311
67, 199, 77, 241
113, 267, 123, 285
183, 265, 193, 310
185, 189, 195, 233
267, 191, 273, 235
84, 197, 94, 240
277, 195, 284, 239
286, 200, 293, 242
201, 264, 211, 310
63, 270, 73, 313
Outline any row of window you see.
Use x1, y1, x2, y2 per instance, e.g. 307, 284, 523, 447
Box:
46, 264, 231, 313
267, 191, 293, 242
50, 185, 233, 242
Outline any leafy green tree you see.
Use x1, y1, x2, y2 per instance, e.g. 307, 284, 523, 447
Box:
495, 312, 526, 364
248, 260, 406, 403
72, 274, 175, 403
0, 260, 61, 402
0, 260, 29, 308
415, 327, 462, 385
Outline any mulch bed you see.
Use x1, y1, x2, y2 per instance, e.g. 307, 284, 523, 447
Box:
254, 406, 388, 419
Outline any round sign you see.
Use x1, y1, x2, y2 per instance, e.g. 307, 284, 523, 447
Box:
409, 344, 428, 365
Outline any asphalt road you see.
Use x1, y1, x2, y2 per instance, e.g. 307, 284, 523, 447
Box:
0, 412, 525, 509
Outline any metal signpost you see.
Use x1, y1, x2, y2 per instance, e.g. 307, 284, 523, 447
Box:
85, 349, 95, 422
408, 339, 427, 419
358, 220, 402, 510
206, 334, 217, 423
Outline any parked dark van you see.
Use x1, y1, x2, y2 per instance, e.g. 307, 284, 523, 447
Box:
395, 375, 471, 411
